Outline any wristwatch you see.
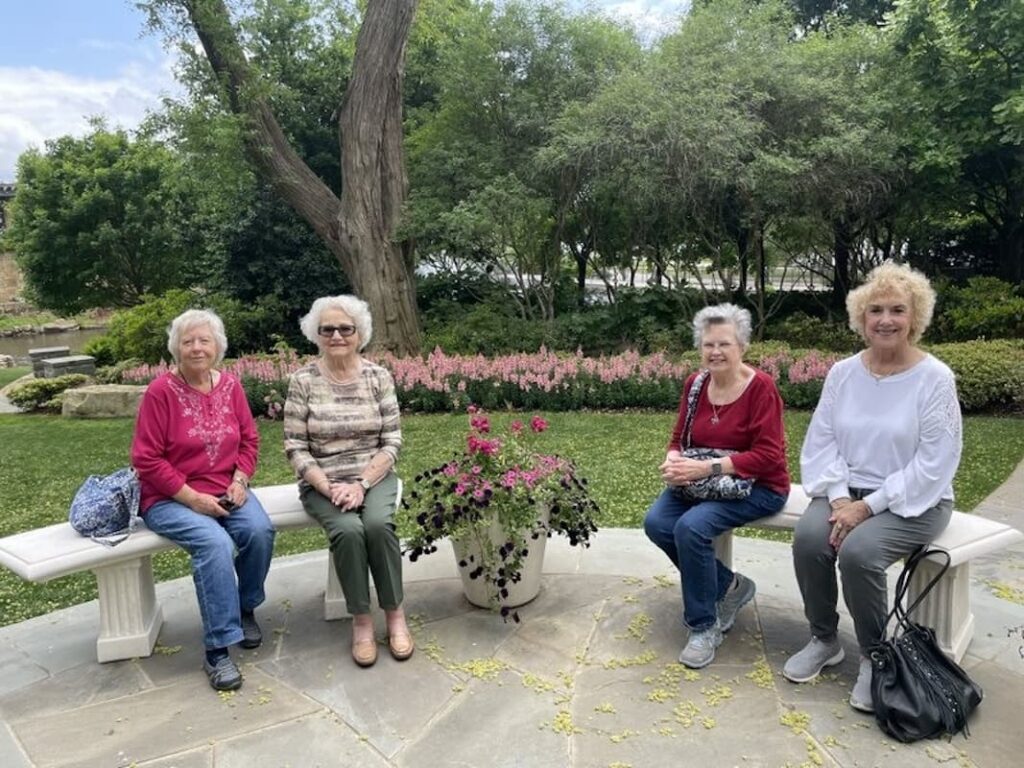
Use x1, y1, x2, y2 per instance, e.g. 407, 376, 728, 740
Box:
710, 461, 723, 477
357, 477, 371, 492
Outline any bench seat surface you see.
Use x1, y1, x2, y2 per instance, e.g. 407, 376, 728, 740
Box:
0, 485, 309, 583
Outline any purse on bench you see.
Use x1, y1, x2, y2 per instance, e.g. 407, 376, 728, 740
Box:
68, 467, 141, 546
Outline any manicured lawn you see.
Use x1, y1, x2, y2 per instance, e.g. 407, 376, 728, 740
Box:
0, 366, 30, 388
1, 411, 1022, 627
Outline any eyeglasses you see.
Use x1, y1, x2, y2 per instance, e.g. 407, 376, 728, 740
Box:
317, 324, 357, 338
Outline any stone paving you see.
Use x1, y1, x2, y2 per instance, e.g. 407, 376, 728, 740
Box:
1, 522, 1022, 768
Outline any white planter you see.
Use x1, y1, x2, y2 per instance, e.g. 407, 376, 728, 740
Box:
453, 505, 550, 609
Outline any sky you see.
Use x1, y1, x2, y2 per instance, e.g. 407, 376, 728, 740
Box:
0, 1, 688, 181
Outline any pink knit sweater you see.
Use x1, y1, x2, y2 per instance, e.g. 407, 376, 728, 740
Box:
131, 372, 259, 513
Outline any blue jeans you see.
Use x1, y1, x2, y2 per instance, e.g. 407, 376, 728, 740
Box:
644, 485, 786, 631
144, 495, 276, 649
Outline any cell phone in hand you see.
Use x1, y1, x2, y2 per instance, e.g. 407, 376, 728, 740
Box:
217, 495, 237, 511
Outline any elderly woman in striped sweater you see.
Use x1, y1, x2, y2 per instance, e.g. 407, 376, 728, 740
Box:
284, 295, 412, 667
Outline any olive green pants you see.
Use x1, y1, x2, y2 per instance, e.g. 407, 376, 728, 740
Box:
300, 472, 403, 615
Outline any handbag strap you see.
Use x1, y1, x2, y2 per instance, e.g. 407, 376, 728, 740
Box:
681, 370, 711, 450
885, 547, 952, 633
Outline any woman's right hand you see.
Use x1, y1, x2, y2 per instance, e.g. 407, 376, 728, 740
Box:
190, 492, 230, 518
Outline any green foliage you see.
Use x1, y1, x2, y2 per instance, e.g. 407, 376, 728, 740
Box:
6, 374, 91, 412
931, 277, 1024, 342
928, 340, 1024, 412
4, 125, 201, 312
93, 288, 286, 364
766, 311, 861, 353
422, 300, 554, 354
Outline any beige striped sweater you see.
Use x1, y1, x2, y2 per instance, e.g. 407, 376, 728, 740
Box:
283, 361, 401, 486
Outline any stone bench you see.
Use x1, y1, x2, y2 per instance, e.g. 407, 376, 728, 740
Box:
41, 354, 96, 378
0, 483, 401, 663
714, 487, 1023, 662
28, 346, 70, 376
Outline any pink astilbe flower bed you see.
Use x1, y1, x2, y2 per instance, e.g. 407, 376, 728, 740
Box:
119, 345, 839, 416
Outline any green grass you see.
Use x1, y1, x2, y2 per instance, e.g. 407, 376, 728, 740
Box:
0, 367, 30, 388
1, 411, 1022, 627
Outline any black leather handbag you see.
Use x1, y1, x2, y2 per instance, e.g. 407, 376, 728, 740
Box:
869, 548, 983, 743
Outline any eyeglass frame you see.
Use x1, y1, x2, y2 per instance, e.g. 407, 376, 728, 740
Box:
317, 324, 358, 338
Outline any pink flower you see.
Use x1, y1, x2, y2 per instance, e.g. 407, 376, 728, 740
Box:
442, 462, 459, 477
530, 416, 549, 433
510, 420, 524, 434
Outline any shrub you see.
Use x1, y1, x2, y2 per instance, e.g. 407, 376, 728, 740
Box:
928, 340, 1024, 411
931, 277, 1024, 342
766, 311, 861, 353
90, 289, 288, 364
7, 374, 91, 412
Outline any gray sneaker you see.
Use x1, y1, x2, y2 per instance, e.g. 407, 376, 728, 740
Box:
716, 573, 756, 633
783, 636, 845, 683
850, 657, 873, 712
679, 621, 723, 669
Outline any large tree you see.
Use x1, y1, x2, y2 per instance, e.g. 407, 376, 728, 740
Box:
4, 126, 199, 312
143, 0, 422, 353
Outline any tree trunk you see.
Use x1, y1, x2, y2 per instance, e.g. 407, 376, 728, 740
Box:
832, 218, 853, 311
181, 0, 421, 354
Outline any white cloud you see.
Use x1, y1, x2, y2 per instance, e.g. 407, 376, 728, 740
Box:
592, 0, 689, 42
0, 57, 180, 181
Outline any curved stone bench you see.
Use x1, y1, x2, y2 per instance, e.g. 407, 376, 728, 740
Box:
0, 483, 401, 662
714, 487, 1023, 662
0, 482, 1016, 664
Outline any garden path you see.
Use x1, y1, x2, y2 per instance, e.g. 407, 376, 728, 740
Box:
0, 496, 1022, 766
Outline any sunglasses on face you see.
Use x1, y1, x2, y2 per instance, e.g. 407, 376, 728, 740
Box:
317, 324, 357, 338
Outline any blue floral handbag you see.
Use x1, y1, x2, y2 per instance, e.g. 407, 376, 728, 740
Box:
68, 467, 141, 546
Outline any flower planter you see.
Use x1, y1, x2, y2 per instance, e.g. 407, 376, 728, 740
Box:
453, 504, 550, 609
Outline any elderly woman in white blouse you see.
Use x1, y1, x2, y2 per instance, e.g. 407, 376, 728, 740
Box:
784, 262, 962, 714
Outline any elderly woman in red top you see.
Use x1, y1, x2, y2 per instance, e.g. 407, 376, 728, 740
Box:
131, 309, 275, 692
644, 303, 790, 669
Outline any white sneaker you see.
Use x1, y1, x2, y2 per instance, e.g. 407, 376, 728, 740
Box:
679, 620, 723, 669
783, 636, 845, 683
850, 656, 873, 713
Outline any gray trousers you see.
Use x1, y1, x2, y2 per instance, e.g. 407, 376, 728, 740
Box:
300, 472, 404, 615
792, 493, 952, 654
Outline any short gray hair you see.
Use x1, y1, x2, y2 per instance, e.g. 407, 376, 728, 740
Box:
692, 303, 752, 349
299, 295, 373, 351
167, 309, 228, 365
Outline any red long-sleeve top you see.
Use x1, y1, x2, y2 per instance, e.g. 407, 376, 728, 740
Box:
668, 368, 790, 496
131, 372, 260, 513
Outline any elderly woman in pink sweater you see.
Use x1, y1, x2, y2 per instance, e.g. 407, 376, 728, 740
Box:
131, 309, 275, 693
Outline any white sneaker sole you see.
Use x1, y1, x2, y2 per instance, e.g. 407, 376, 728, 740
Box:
782, 647, 845, 683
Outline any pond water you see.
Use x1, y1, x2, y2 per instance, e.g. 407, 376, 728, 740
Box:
0, 328, 107, 364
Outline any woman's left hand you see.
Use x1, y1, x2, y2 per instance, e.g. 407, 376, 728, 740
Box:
224, 480, 247, 509
828, 500, 872, 549
329, 482, 365, 511
661, 455, 712, 485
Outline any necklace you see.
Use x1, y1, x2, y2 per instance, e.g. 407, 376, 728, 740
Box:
320, 359, 360, 385
710, 402, 724, 425
866, 358, 901, 384
177, 369, 214, 393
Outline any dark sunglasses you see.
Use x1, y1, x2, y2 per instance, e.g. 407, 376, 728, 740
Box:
317, 324, 357, 338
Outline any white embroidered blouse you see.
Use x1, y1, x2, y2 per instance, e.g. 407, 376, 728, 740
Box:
799, 353, 962, 518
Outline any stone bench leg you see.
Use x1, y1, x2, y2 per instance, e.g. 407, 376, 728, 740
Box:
93, 556, 164, 663
906, 560, 973, 663
714, 532, 735, 571
325, 559, 345, 620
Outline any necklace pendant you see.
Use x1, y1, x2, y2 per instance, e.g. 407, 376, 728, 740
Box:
710, 414, 719, 424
